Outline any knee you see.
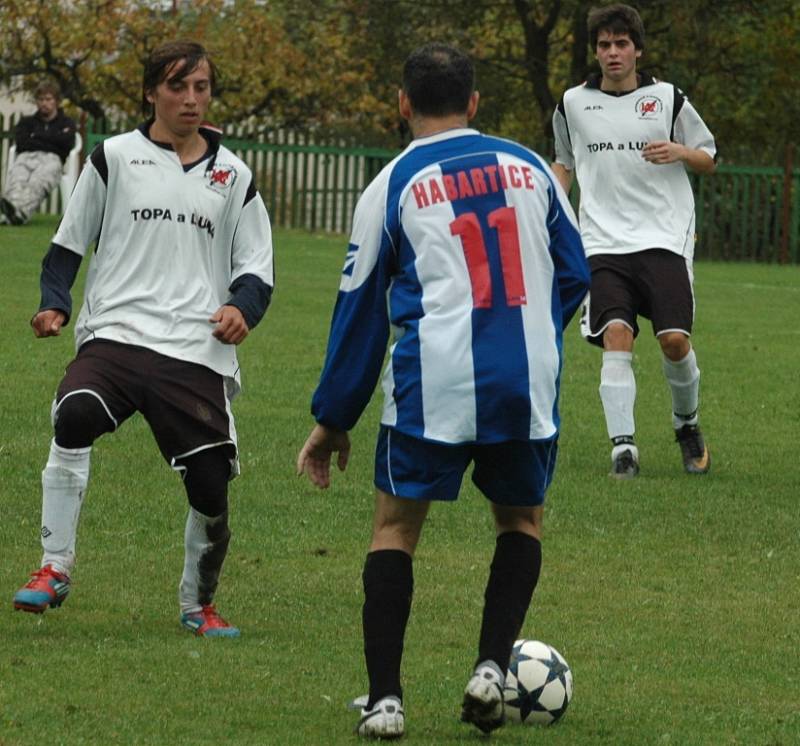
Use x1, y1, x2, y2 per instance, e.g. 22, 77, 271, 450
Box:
53, 392, 113, 449
492, 505, 543, 540
180, 447, 233, 517
659, 332, 690, 361
603, 322, 633, 351
371, 519, 421, 555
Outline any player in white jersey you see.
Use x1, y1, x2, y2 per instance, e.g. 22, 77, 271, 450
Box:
297, 44, 589, 738
12, 42, 275, 638
551, 3, 716, 478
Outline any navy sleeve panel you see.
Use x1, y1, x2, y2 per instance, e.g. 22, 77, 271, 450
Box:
90, 142, 109, 185
556, 99, 571, 147
244, 178, 257, 207
310, 256, 392, 432
226, 272, 273, 329
670, 85, 686, 142
39, 242, 83, 324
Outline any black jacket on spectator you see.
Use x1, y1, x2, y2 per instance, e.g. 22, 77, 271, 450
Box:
15, 109, 77, 163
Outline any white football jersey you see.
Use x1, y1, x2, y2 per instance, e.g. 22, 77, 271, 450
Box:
553, 73, 716, 260
52, 126, 274, 393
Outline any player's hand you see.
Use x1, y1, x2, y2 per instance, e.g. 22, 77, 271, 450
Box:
296, 423, 351, 489
642, 140, 686, 165
31, 309, 66, 338
210, 305, 249, 345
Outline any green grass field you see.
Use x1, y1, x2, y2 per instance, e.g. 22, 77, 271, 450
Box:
1, 215, 798, 745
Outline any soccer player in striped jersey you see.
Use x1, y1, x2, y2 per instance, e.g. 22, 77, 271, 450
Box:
297, 43, 589, 738
552, 4, 716, 478
12, 41, 274, 637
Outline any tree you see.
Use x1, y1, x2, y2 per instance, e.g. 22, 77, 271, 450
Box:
0, 0, 374, 130
1, 0, 797, 164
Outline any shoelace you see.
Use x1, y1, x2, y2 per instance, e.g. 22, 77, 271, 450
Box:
26, 567, 61, 586
199, 605, 230, 627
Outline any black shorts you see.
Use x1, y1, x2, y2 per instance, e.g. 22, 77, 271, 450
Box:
53, 340, 238, 470
580, 249, 695, 348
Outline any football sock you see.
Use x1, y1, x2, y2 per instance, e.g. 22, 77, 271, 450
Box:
40, 439, 91, 575
662, 348, 701, 428
179, 508, 231, 614
362, 549, 413, 708
599, 351, 636, 441
476, 532, 542, 676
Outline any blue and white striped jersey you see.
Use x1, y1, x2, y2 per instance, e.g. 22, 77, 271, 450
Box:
312, 128, 589, 444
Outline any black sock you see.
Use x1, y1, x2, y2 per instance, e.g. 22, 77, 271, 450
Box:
476, 531, 542, 675
362, 549, 413, 708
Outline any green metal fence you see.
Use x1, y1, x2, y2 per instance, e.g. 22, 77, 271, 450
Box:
3, 112, 798, 263
692, 165, 799, 263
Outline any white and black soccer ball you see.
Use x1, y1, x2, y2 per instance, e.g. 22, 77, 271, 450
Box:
503, 639, 572, 725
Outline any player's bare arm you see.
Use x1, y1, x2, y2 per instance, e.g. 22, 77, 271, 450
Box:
642, 141, 716, 174
209, 305, 249, 345
296, 423, 351, 489
550, 163, 574, 194
31, 309, 66, 338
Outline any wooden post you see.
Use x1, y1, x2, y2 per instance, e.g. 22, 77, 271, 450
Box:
780, 143, 794, 265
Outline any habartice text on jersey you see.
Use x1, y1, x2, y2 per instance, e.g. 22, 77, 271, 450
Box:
411, 163, 536, 210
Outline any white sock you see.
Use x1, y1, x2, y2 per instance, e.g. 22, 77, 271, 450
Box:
599, 351, 636, 441
179, 508, 231, 614
611, 442, 639, 462
40, 439, 91, 575
662, 349, 700, 428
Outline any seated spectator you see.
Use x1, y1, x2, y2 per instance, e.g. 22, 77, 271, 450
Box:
1, 80, 77, 225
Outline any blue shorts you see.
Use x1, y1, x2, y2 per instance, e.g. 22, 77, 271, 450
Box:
374, 426, 558, 506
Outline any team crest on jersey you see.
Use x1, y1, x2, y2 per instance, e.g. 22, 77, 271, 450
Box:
207, 164, 238, 194
635, 96, 663, 119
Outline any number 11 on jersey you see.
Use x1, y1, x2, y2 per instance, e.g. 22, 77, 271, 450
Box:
450, 206, 527, 309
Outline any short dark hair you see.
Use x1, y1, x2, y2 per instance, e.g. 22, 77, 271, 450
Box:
141, 40, 218, 115
588, 4, 645, 50
34, 80, 61, 101
402, 43, 474, 117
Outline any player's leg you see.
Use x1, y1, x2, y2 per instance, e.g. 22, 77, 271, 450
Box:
174, 445, 239, 637
14, 342, 132, 614
647, 251, 710, 474
584, 256, 641, 477
477, 505, 543, 671
143, 351, 240, 636
356, 426, 465, 738
461, 439, 553, 733
2, 152, 62, 224
601, 324, 639, 477
357, 489, 428, 737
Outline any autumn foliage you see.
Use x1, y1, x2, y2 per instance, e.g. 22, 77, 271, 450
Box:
1, 0, 796, 162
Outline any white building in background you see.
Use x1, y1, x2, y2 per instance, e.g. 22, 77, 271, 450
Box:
1, 81, 34, 118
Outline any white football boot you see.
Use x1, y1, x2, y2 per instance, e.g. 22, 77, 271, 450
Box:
461, 660, 505, 733
354, 695, 405, 739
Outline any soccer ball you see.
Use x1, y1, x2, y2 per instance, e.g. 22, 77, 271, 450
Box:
503, 639, 573, 725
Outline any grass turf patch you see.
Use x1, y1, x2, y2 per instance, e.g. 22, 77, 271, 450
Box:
1, 215, 798, 744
